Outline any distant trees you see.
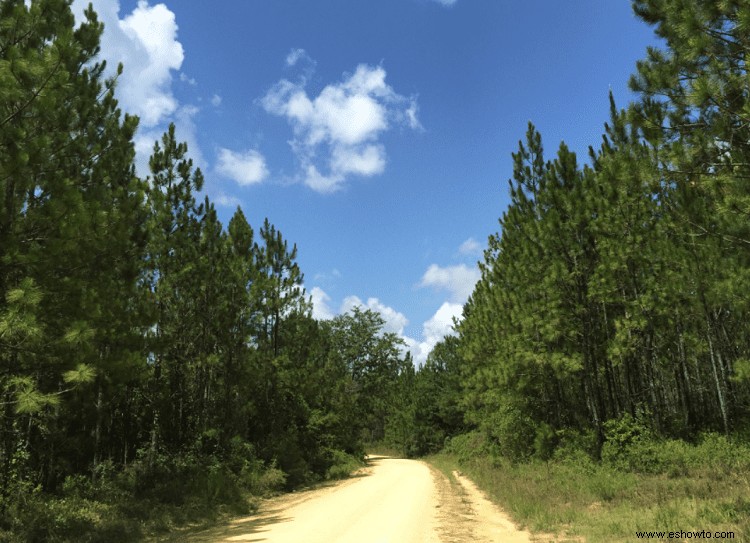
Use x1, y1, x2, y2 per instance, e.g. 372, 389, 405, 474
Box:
386, 337, 464, 457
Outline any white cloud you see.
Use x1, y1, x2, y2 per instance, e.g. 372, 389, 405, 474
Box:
118, 2, 183, 126
341, 295, 409, 336
179, 72, 196, 86
302, 165, 344, 194
213, 193, 242, 208
72, 0, 185, 127
423, 302, 462, 340
310, 287, 335, 320
286, 48, 314, 68
330, 144, 386, 177
210, 94, 222, 107
71, 0, 202, 178
217, 148, 269, 186
313, 269, 342, 282
458, 237, 482, 256
310, 289, 409, 336
408, 302, 463, 366
261, 60, 419, 192
308, 286, 464, 367
431, 0, 457, 5
405, 101, 422, 130
419, 264, 480, 303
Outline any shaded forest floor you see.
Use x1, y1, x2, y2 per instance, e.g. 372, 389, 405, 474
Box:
425, 442, 750, 543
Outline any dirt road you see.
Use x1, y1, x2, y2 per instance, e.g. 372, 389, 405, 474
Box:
175, 456, 534, 543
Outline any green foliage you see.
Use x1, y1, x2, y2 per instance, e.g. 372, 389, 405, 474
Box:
444, 431, 494, 463
451, 0, 750, 466
533, 422, 556, 461
324, 450, 364, 480
4, 0, 750, 540
325, 307, 409, 447
62, 364, 96, 386
0, 2, 397, 540
552, 428, 599, 466
487, 403, 536, 462
13, 494, 118, 543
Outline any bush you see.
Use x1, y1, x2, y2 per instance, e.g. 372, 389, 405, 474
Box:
689, 433, 750, 477
444, 431, 492, 462
241, 460, 287, 495
601, 413, 655, 472
325, 450, 363, 480
12, 494, 124, 543
487, 404, 536, 462
602, 417, 750, 477
552, 428, 598, 467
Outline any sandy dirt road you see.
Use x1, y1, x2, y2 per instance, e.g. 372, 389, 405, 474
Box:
172, 456, 535, 543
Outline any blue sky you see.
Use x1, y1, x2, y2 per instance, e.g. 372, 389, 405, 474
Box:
72, 0, 658, 364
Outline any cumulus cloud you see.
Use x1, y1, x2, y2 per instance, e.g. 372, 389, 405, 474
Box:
310, 287, 336, 321
310, 289, 411, 337
72, 0, 185, 127
261, 58, 419, 192
458, 237, 482, 256
408, 302, 463, 366
423, 302, 462, 340
70, 0, 203, 178
313, 269, 342, 283
419, 264, 480, 303
217, 148, 269, 186
213, 193, 242, 208
179, 72, 196, 86
308, 285, 464, 366
286, 48, 315, 68
341, 295, 409, 336
310, 251, 479, 366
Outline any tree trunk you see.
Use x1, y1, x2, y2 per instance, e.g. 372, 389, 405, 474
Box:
92, 384, 103, 480
706, 326, 729, 434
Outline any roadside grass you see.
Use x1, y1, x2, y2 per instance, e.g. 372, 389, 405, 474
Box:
425, 435, 750, 543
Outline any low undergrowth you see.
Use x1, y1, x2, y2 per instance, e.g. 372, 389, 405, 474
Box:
0, 446, 364, 543
426, 430, 750, 543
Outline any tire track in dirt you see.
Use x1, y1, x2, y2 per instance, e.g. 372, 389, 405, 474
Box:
169, 456, 550, 542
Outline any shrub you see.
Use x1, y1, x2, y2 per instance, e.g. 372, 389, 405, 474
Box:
552, 428, 598, 467
487, 404, 536, 462
325, 449, 363, 480
691, 433, 750, 476
256, 463, 288, 493
444, 431, 492, 462
601, 413, 655, 471
14, 494, 115, 543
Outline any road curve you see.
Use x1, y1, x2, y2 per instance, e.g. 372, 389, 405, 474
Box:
175, 456, 533, 543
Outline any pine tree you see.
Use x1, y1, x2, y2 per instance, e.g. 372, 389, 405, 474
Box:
0, 0, 148, 492
144, 123, 205, 455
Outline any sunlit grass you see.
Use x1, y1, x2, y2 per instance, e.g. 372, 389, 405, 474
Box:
426, 448, 750, 543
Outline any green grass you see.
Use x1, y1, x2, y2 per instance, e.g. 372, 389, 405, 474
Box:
425, 436, 750, 543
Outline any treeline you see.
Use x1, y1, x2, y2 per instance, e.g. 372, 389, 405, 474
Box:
0, 1, 409, 538
391, 0, 750, 460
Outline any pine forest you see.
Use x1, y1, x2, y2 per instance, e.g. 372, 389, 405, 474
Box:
1, 0, 750, 541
